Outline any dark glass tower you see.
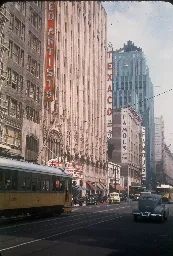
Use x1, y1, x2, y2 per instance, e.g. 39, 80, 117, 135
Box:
113, 41, 155, 189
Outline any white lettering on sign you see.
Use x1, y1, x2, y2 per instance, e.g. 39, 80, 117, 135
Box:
141, 126, 146, 180
107, 48, 113, 140
121, 109, 128, 163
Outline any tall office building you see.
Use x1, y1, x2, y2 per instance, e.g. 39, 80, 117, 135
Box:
113, 40, 155, 189
43, 2, 108, 190
0, 2, 45, 162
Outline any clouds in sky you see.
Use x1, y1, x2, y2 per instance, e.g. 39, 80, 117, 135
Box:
102, 1, 173, 148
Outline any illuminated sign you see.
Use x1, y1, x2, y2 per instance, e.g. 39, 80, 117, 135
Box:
45, 1, 56, 102
121, 108, 128, 163
107, 48, 113, 140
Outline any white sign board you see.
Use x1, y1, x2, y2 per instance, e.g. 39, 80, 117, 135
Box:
121, 108, 128, 163
107, 48, 113, 140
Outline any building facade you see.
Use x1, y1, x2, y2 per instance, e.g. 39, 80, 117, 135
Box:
163, 144, 173, 186
0, 2, 45, 161
42, 2, 108, 191
112, 40, 155, 189
111, 106, 142, 189
155, 116, 164, 184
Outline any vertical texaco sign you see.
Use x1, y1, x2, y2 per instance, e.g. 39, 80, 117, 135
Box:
141, 126, 146, 180
107, 47, 113, 140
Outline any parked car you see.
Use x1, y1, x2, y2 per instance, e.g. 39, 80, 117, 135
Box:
132, 194, 169, 222
86, 195, 98, 205
109, 192, 120, 204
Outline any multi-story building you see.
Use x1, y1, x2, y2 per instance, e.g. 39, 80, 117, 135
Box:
163, 144, 173, 186
112, 40, 155, 189
155, 116, 164, 184
0, 4, 10, 153
0, 2, 45, 161
111, 106, 142, 190
42, 2, 108, 191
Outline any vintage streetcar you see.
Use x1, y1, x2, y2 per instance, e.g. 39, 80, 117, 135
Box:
0, 157, 72, 217
132, 193, 169, 222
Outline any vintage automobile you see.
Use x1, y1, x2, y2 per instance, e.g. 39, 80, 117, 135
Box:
132, 194, 169, 222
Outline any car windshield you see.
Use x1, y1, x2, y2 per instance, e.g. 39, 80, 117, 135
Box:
110, 193, 118, 197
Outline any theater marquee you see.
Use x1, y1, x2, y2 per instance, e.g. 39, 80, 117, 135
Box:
45, 1, 56, 102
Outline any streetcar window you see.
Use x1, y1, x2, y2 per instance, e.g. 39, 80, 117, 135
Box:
5, 170, 11, 190
11, 170, 17, 190
32, 178, 40, 191
42, 179, 46, 191
42, 179, 50, 191
59, 178, 65, 192
0, 169, 4, 190
56, 179, 60, 190
20, 177, 26, 190
26, 177, 31, 190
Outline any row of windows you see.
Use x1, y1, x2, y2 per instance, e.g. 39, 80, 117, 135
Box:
7, 68, 23, 92
4, 126, 21, 148
13, 2, 26, 16
26, 106, 40, 124
28, 31, 41, 55
27, 55, 40, 79
26, 81, 40, 102
9, 41, 24, 67
29, 6, 42, 31
6, 96, 22, 119
10, 13, 25, 42
0, 169, 71, 193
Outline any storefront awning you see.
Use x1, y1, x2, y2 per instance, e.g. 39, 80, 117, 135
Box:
86, 181, 97, 191
96, 183, 103, 190
116, 185, 125, 191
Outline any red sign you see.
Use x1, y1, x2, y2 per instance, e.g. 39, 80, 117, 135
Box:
45, 1, 56, 102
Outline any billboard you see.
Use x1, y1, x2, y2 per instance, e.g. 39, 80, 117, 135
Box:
107, 48, 113, 140
121, 108, 128, 163
45, 1, 56, 102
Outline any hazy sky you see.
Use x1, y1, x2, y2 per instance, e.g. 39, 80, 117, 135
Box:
102, 1, 173, 150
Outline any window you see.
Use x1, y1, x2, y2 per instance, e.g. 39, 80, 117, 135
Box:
5, 170, 11, 190
9, 40, 13, 58
14, 17, 21, 37
20, 50, 24, 67
42, 179, 50, 191
13, 44, 20, 64
18, 76, 23, 92
9, 13, 14, 30
12, 170, 17, 190
26, 177, 31, 190
37, 64, 40, 78
0, 170, 4, 190
21, 24, 25, 41
65, 22, 67, 33
36, 87, 39, 102
27, 55, 31, 71
11, 71, 18, 89
32, 178, 40, 191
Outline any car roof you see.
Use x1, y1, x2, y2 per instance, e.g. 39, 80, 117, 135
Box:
0, 157, 72, 177
140, 193, 161, 199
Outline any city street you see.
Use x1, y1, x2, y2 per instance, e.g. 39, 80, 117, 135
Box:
0, 202, 173, 256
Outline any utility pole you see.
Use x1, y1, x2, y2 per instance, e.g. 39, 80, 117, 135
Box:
114, 164, 116, 192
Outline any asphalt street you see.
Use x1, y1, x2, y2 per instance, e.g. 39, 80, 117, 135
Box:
0, 201, 173, 256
